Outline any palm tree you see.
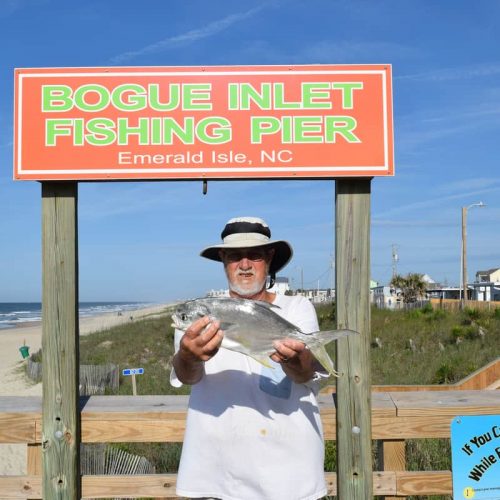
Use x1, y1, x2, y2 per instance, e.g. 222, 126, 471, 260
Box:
390, 273, 427, 303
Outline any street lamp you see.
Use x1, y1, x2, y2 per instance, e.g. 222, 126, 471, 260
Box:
461, 201, 485, 306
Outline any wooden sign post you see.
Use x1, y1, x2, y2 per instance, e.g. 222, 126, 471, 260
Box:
336, 178, 372, 499
41, 182, 80, 499
123, 368, 144, 396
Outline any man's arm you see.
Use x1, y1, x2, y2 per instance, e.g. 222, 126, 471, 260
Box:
172, 316, 223, 385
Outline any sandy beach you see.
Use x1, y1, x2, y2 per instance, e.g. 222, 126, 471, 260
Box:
0, 302, 174, 476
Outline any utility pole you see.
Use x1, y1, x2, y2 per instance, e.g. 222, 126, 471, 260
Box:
461, 207, 467, 307
461, 202, 485, 308
391, 244, 399, 279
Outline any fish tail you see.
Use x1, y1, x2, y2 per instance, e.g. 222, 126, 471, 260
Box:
304, 329, 357, 378
308, 343, 339, 377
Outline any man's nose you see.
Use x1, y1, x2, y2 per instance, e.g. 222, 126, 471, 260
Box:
239, 258, 252, 268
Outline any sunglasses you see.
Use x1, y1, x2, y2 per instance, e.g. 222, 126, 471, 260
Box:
222, 249, 271, 263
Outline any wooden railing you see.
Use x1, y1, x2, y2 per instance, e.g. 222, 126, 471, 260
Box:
321, 357, 500, 393
1, 390, 499, 498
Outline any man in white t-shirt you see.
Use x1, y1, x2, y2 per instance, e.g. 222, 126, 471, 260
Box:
171, 217, 328, 500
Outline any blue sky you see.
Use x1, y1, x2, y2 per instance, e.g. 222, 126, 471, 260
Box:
1, 0, 499, 303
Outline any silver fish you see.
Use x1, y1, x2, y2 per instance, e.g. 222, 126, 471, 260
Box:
171, 297, 358, 378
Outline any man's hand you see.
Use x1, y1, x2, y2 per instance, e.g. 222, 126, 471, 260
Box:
271, 339, 316, 384
173, 316, 223, 385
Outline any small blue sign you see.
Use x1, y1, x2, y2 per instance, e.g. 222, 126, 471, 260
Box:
122, 368, 144, 376
451, 415, 500, 499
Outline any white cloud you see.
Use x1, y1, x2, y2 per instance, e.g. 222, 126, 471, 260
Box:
397, 63, 500, 82
111, 5, 267, 63
375, 185, 500, 219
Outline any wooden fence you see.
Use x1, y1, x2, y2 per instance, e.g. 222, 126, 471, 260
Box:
430, 298, 500, 312
26, 356, 119, 396
1, 389, 499, 499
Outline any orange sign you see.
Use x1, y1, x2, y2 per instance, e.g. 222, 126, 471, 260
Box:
14, 65, 394, 180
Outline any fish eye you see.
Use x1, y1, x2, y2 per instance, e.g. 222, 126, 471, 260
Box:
180, 313, 188, 321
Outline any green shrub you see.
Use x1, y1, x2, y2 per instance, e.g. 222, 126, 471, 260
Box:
424, 308, 447, 322
420, 303, 434, 314
463, 307, 481, 321
463, 325, 479, 340
450, 325, 463, 340
433, 363, 456, 384
407, 309, 423, 319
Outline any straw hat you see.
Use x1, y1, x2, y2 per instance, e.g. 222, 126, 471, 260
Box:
200, 216, 293, 275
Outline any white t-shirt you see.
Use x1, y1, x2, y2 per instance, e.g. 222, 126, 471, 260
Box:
171, 294, 327, 500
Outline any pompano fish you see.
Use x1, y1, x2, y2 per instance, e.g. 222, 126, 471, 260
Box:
171, 297, 358, 378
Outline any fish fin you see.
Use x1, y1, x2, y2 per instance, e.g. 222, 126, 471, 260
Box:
303, 330, 358, 378
308, 344, 340, 378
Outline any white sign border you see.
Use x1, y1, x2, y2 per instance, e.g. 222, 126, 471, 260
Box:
16, 68, 392, 178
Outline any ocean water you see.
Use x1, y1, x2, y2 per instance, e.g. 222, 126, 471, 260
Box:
0, 302, 151, 330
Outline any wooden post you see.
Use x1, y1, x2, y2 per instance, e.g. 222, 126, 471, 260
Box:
335, 178, 372, 499
377, 439, 406, 500
42, 182, 81, 499
27, 443, 42, 475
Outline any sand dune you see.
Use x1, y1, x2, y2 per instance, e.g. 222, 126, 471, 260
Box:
0, 302, 174, 476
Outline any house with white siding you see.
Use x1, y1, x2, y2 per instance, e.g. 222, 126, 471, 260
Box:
472, 268, 500, 301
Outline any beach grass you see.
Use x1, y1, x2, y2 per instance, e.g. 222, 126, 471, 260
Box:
75, 302, 500, 499
317, 302, 500, 386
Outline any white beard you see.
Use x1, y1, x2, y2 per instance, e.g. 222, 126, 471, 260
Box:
226, 270, 268, 297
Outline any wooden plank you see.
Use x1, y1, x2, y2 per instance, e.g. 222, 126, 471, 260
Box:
377, 440, 405, 500
80, 394, 190, 418
41, 181, 80, 499
0, 472, 396, 498
0, 397, 42, 413
81, 420, 186, 443
0, 476, 42, 499
82, 474, 177, 498
0, 398, 41, 442
27, 444, 42, 476
0, 471, 454, 498
0, 416, 36, 443
396, 470, 452, 495
373, 416, 454, 439
390, 390, 500, 417
1, 391, 499, 444
326, 472, 395, 496
335, 178, 372, 499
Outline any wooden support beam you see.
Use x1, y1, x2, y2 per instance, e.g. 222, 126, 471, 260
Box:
335, 178, 372, 499
0, 471, 453, 498
27, 444, 42, 476
41, 182, 80, 499
377, 439, 406, 500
